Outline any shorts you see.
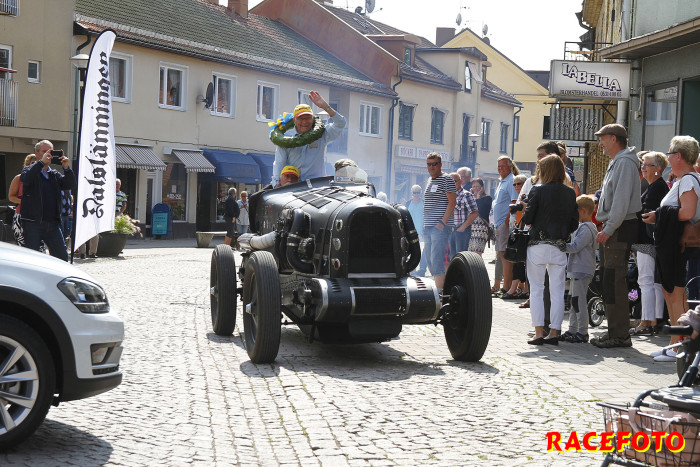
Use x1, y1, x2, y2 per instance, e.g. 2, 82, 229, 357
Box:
495, 221, 510, 252
424, 225, 451, 276
224, 217, 236, 237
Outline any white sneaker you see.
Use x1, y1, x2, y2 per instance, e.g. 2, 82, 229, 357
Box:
650, 349, 664, 357
653, 349, 678, 361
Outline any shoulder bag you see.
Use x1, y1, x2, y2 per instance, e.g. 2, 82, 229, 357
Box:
678, 174, 700, 251
504, 219, 529, 263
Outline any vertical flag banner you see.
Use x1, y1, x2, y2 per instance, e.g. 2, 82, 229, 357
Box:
73, 30, 117, 251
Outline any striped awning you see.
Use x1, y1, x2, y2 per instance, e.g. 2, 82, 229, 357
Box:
172, 149, 215, 173
115, 144, 166, 171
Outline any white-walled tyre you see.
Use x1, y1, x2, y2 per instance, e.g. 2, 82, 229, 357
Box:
0, 315, 56, 450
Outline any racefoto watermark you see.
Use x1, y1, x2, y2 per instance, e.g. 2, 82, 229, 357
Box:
546, 431, 686, 453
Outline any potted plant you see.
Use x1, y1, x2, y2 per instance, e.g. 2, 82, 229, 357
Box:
97, 215, 142, 257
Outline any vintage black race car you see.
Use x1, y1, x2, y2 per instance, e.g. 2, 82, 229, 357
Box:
209, 168, 492, 363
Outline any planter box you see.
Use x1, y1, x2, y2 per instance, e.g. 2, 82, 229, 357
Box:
97, 232, 128, 257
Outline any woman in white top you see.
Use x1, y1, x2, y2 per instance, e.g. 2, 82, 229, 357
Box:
643, 135, 700, 353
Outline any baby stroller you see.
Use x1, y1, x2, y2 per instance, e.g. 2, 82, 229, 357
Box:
586, 255, 642, 328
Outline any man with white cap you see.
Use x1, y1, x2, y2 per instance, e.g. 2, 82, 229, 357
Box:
590, 123, 641, 349
271, 91, 346, 185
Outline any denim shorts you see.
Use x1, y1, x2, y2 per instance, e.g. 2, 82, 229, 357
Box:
424, 225, 451, 276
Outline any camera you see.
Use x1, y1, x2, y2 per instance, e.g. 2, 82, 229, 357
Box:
50, 149, 64, 165
509, 203, 524, 214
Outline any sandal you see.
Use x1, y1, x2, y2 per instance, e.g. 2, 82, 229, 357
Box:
559, 330, 574, 342
566, 332, 589, 343
501, 292, 518, 300
518, 299, 530, 309
515, 292, 529, 299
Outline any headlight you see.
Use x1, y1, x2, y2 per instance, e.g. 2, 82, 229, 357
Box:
57, 278, 110, 314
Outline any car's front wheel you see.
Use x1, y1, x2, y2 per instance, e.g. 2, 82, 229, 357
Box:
0, 315, 56, 450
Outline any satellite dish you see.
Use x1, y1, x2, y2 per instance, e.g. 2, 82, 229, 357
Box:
365, 0, 375, 13
203, 82, 214, 109
456, 12, 462, 25
482, 23, 489, 36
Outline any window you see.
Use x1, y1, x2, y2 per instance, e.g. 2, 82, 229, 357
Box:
110, 53, 132, 102
430, 108, 445, 144
162, 163, 188, 221
464, 62, 471, 92
644, 84, 678, 152
500, 123, 509, 154
159, 63, 187, 110
481, 119, 491, 150
212, 73, 236, 117
256, 81, 278, 121
326, 101, 348, 154
398, 102, 415, 140
28, 61, 40, 83
359, 101, 381, 137
513, 115, 520, 141
404, 48, 412, 65
0, 45, 11, 79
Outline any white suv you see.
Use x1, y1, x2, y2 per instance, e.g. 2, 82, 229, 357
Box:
0, 242, 124, 449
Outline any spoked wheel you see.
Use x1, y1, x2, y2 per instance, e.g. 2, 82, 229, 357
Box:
242, 251, 281, 363
210, 245, 237, 336
0, 316, 55, 450
588, 296, 605, 327
442, 252, 492, 361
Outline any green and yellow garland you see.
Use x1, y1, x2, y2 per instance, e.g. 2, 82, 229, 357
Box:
268, 113, 325, 148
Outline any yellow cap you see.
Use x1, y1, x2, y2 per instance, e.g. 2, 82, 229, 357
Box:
281, 165, 299, 177
293, 104, 313, 118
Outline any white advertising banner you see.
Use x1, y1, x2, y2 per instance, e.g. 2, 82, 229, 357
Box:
73, 30, 117, 251
549, 60, 631, 100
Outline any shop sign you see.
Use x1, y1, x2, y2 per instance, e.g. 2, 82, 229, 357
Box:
397, 145, 450, 162
550, 107, 604, 141
397, 145, 416, 158
549, 60, 631, 100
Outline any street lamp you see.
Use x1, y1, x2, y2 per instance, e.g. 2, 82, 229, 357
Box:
70, 53, 89, 82
468, 133, 480, 172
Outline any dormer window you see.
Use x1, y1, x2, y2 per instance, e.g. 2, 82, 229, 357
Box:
404, 47, 412, 65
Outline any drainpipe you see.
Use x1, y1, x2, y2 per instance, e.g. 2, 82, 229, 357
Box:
386, 76, 403, 198
72, 33, 92, 160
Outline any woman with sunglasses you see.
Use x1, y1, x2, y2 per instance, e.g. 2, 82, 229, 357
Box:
467, 178, 492, 255
630, 151, 669, 337
643, 136, 700, 360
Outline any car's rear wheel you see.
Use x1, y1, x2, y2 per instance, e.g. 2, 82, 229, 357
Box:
210, 245, 237, 336
0, 315, 55, 450
588, 296, 605, 327
442, 252, 492, 361
242, 251, 281, 363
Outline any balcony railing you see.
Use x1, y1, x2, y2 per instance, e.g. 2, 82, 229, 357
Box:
0, 77, 18, 126
0, 0, 19, 16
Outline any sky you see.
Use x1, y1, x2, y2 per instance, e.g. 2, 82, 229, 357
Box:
241, 0, 587, 71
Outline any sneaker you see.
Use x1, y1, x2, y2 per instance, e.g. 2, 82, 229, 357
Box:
591, 336, 632, 348
654, 353, 676, 362
589, 332, 609, 345
652, 349, 677, 361
650, 349, 665, 357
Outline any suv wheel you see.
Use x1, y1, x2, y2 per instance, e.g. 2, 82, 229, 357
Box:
0, 315, 56, 450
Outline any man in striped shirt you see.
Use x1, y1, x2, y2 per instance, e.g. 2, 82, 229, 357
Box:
422, 153, 457, 289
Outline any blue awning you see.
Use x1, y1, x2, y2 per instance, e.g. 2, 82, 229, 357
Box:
248, 153, 275, 186
201, 149, 262, 184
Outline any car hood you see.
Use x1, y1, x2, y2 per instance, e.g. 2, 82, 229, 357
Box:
0, 242, 96, 284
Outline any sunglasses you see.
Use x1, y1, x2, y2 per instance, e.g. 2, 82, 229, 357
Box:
513, 182, 523, 187
412, 191, 421, 195
426, 161, 440, 167
641, 163, 657, 168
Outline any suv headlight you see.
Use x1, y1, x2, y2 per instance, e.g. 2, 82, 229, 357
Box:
57, 278, 110, 314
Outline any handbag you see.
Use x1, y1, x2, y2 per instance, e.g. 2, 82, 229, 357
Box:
504, 219, 529, 263
678, 174, 700, 251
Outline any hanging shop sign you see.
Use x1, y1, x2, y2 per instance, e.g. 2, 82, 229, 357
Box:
549, 60, 631, 100
550, 107, 604, 141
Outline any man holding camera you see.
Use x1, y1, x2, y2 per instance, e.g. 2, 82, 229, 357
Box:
19, 139, 75, 261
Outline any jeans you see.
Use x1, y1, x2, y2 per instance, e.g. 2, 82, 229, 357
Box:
23, 220, 68, 261
527, 243, 567, 330
449, 227, 472, 258
61, 215, 72, 239
424, 225, 451, 276
236, 223, 250, 234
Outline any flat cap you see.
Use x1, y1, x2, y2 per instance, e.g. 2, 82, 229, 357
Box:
595, 123, 628, 139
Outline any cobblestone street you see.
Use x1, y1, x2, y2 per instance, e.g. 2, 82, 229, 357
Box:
1, 239, 678, 466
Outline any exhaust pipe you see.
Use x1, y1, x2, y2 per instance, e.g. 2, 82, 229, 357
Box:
238, 231, 276, 251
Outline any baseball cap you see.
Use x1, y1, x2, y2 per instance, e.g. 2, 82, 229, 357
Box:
293, 104, 313, 118
595, 123, 628, 139
281, 165, 299, 177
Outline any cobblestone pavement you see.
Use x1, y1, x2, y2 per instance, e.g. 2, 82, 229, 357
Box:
1, 239, 679, 466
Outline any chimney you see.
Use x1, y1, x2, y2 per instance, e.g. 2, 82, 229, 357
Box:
228, 0, 248, 18
435, 27, 455, 47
